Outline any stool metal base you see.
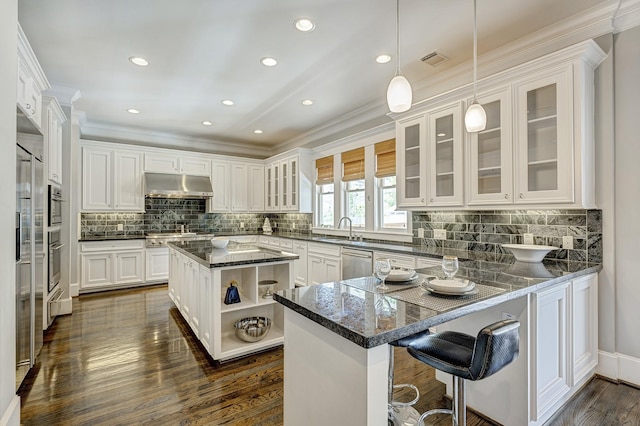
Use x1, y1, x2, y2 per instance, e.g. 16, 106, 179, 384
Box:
389, 405, 421, 426
417, 376, 465, 426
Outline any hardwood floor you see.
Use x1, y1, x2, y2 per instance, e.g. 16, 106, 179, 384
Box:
18, 285, 640, 425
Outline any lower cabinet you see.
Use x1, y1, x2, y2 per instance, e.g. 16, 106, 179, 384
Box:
292, 241, 308, 286
80, 240, 145, 291
146, 247, 169, 282
308, 243, 341, 285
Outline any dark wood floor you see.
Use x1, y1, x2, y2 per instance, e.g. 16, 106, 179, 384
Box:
18, 285, 640, 425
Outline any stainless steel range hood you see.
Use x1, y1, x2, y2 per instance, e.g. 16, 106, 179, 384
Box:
144, 173, 213, 198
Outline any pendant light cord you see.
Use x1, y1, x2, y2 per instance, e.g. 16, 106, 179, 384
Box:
396, 0, 401, 77
473, 0, 478, 101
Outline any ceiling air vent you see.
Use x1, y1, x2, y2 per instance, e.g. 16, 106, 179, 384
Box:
421, 51, 448, 67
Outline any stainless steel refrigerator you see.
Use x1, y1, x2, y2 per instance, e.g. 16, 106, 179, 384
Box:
16, 143, 44, 389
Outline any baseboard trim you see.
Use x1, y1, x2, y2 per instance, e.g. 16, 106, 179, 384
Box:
59, 296, 72, 315
597, 350, 640, 386
0, 394, 21, 426
69, 282, 79, 297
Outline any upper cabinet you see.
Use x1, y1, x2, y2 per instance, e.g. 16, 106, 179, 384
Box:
43, 96, 66, 185
208, 159, 264, 213
82, 143, 144, 212
264, 151, 312, 213
144, 152, 211, 176
17, 24, 49, 133
393, 40, 606, 210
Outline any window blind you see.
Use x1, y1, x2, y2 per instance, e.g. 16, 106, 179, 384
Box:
374, 139, 396, 178
315, 155, 334, 185
341, 147, 365, 181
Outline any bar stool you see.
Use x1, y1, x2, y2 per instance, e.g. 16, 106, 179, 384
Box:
407, 320, 520, 426
387, 332, 432, 425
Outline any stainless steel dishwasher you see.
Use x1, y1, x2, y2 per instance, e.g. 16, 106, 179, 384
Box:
341, 247, 373, 280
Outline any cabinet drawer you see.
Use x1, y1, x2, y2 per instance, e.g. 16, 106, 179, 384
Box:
375, 252, 415, 269
279, 239, 293, 250
308, 242, 341, 258
80, 239, 145, 252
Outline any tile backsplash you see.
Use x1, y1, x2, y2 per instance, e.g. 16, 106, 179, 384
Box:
80, 198, 313, 238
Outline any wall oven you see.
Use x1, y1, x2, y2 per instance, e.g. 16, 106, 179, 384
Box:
48, 184, 63, 226
48, 229, 63, 293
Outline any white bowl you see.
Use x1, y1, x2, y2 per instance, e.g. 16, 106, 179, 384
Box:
501, 244, 558, 263
211, 238, 229, 248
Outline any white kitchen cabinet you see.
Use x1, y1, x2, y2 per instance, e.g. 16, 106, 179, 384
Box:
374, 251, 415, 270
199, 264, 213, 353
248, 164, 265, 212
168, 248, 182, 308
180, 156, 211, 176
265, 162, 280, 211
231, 162, 248, 212
396, 114, 427, 208
427, 102, 465, 207
467, 88, 513, 205
307, 243, 341, 285
264, 151, 313, 212
184, 256, 201, 337
81, 143, 144, 212
514, 69, 573, 204
208, 159, 230, 212
80, 240, 145, 291
144, 152, 211, 176
16, 25, 47, 133
570, 274, 598, 386
292, 241, 308, 286
146, 247, 169, 282
43, 97, 66, 184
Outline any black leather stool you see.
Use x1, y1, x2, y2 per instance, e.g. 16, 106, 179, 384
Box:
407, 320, 520, 426
387, 332, 433, 425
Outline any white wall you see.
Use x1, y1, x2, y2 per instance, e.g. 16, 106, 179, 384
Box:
0, 1, 21, 425
614, 25, 640, 362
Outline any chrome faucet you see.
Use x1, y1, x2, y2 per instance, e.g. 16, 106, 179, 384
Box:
338, 217, 353, 240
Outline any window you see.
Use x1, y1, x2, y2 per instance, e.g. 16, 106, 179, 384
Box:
345, 180, 365, 227
315, 155, 334, 227
377, 176, 407, 230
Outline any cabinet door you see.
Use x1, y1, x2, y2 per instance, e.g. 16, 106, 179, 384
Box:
427, 102, 464, 207
230, 162, 248, 212
468, 89, 513, 205
16, 62, 31, 115
515, 69, 573, 204
199, 265, 212, 353
114, 251, 144, 284
289, 158, 299, 211
248, 164, 265, 212
144, 153, 179, 173
180, 157, 211, 176
273, 163, 281, 210
146, 247, 169, 282
265, 165, 275, 211
209, 160, 230, 212
396, 115, 427, 208
531, 284, 571, 421
308, 253, 325, 285
46, 106, 63, 184
325, 257, 341, 282
293, 242, 308, 286
571, 274, 598, 386
281, 160, 290, 210
81, 253, 113, 288
114, 151, 143, 211
180, 256, 191, 321
168, 250, 177, 304
82, 146, 112, 211
187, 259, 200, 337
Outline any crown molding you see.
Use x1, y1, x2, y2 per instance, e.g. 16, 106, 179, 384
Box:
17, 22, 50, 92
614, 0, 640, 32
44, 85, 82, 106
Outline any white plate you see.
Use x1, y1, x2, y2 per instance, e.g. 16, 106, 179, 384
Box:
386, 269, 417, 282
425, 286, 478, 296
427, 279, 476, 293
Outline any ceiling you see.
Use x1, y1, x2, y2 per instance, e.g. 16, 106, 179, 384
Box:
18, 0, 610, 154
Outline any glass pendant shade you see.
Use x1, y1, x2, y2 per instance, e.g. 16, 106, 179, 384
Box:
387, 75, 412, 113
465, 101, 487, 132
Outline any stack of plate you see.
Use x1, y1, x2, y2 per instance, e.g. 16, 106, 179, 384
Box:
385, 268, 418, 284
425, 278, 477, 296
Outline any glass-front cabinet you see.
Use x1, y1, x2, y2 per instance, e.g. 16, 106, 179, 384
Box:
468, 88, 513, 205
515, 69, 572, 204
427, 102, 464, 207
396, 114, 427, 208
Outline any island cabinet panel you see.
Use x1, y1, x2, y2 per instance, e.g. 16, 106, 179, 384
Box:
168, 247, 295, 361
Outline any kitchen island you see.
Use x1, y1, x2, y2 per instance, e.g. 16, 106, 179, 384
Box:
168, 240, 298, 361
274, 258, 601, 426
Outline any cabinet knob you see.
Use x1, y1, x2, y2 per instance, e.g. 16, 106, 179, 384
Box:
430, 198, 434, 203
421, 198, 424, 203
504, 193, 509, 199
26, 103, 31, 110
519, 193, 524, 199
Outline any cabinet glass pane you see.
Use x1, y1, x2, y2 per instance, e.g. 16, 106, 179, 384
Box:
435, 114, 454, 197
404, 123, 420, 198
477, 100, 501, 194
274, 165, 279, 206
282, 163, 288, 206
266, 168, 272, 207
527, 84, 558, 191
291, 161, 297, 207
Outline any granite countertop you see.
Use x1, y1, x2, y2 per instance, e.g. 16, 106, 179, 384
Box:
273, 259, 602, 348
167, 240, 299, 268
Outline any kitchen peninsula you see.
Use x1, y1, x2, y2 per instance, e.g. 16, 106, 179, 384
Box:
168, 240, 298, 361
274, 258, 601, 426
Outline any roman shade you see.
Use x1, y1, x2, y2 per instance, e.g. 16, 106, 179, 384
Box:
374, 139, 396, 178
341, 147, 365, 181
315, 155, 334, 185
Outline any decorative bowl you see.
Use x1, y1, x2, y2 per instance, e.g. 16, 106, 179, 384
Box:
234, 316, 272, 342
501, 244, 558, 263
211, 238, 229, 248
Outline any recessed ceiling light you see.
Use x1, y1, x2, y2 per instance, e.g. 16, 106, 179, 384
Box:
260, 57, 278, 67
129, 56, 149, 66
201, 121, 213, 126
127, 108, 140, 114
301, 99, 314, 106
376, 54, 392, 64
254, 129, 263, 134
221, 100, 234, 106
294, 18, 315, 32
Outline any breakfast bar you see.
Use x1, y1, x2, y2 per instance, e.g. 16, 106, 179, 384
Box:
274, 258, 601, 426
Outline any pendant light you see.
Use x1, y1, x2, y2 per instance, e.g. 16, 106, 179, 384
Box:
465, 0, 486, 132
386, 0, 412, 113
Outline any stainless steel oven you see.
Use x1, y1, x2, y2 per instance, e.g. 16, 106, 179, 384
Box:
48, 185, 63, 226
48, 229, 63, 293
